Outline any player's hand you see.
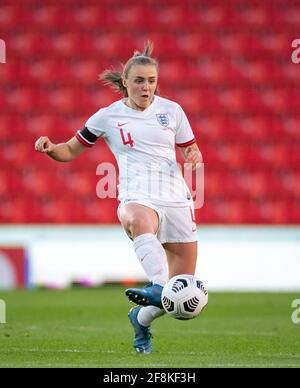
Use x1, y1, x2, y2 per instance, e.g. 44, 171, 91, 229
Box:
184, 146, 203, 170
34, 136, 55, 153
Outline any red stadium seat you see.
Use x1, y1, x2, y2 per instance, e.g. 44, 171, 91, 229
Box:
79, 197, 119, 223
28, 60, 70, 85
30, 6, 76, 29
176, 34, 220, 57
68, 60, 102, 85
4, 88, 42, 113
261, 88, 294, 113
0, 197, 31, 223
0, 6, 28, 29
176, 88, 216, 114
259, 143, 294, 170
234, 5, 270, 27
283, 116, 300, 141
71, 6, 107, 28
219, 32, 262, 57
50, 33, 84, 57
190, 59, 236, 85
239, 115, 287, 142
62, 171, 98, 197
34, 198, 75, 223
256, 200, 294, 224
8, 33, 49, 58
189, 5, 228, 28
91, 33, 132, 59
260, 32, 292, 56
150, 6, 187, 30
159, 60, 187, 84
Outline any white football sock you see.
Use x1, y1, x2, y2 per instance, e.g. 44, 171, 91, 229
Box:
133, 233, 168, 286
137, 306, 166, 327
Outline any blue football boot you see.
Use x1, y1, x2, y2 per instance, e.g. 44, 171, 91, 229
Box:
125, 283, 163, 308
128, 306, 152, 353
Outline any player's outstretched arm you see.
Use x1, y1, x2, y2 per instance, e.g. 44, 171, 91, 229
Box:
34, 136, 86, 162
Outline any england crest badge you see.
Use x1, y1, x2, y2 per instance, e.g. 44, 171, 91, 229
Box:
156, 113, 169, 127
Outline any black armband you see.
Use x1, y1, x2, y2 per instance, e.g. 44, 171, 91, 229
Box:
75, 126, 98, 147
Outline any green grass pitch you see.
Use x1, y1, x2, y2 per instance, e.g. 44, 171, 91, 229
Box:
0, 286, 299, 368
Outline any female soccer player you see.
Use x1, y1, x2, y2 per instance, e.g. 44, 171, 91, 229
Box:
35, 42, 203, 354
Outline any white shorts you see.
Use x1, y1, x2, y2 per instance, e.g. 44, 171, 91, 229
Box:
118, 200, 198, 244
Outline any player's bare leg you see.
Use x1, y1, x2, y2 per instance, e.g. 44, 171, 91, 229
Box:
162, 241, 197, 278
119, 203, 159, 239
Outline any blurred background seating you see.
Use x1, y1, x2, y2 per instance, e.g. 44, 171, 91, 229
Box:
0, 0, 299, 224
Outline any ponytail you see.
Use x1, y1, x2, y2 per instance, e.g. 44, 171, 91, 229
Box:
100, 70, 127, 96
133, 40, 153, 58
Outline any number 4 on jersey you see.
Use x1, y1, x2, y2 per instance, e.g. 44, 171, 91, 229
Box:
120, 128, 134, 147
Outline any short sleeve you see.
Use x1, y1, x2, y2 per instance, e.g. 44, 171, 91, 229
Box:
175, 104, 196, 148
75, 108, 107, 147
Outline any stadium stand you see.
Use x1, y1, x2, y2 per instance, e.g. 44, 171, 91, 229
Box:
0, 0, 299, 224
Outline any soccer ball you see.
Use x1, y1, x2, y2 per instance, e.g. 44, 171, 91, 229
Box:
161, 274, 208, 320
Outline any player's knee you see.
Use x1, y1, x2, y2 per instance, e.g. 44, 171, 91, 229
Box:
126, 216, 155, 238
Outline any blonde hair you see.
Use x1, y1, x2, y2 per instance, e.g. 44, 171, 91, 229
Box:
100, 41, 158, 97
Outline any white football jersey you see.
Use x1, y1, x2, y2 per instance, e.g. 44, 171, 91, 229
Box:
76, 95, 196, 206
